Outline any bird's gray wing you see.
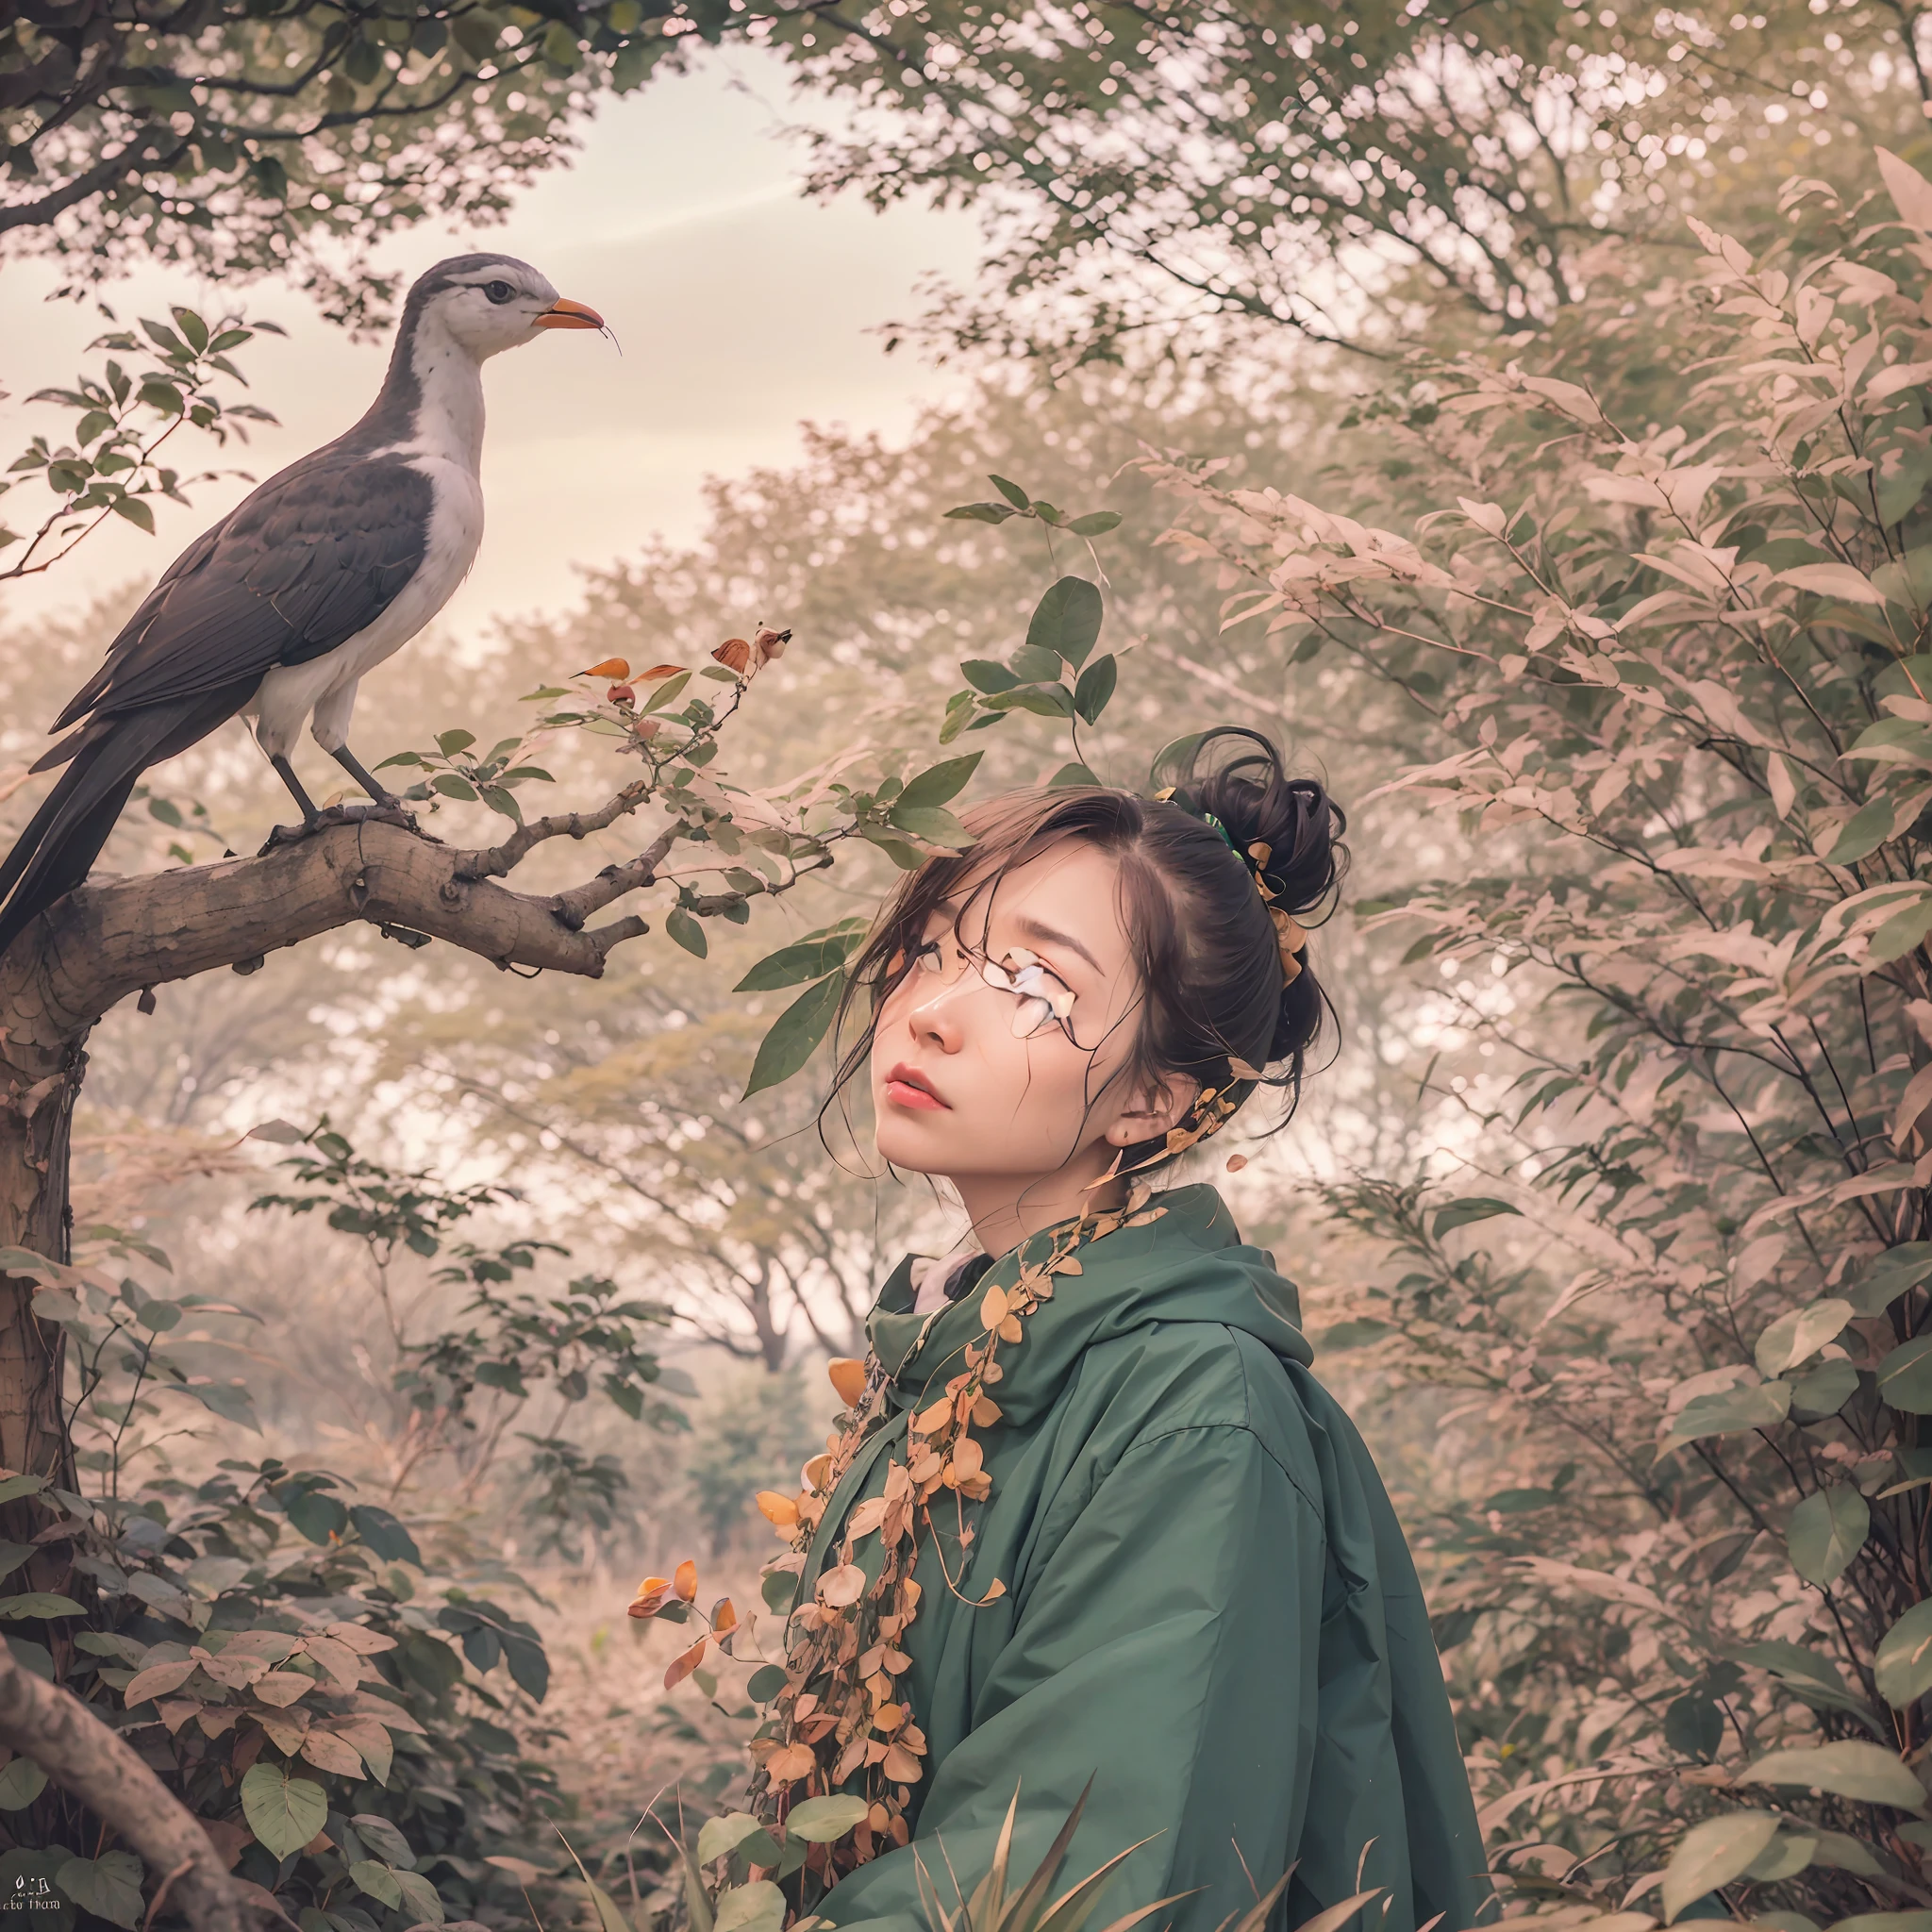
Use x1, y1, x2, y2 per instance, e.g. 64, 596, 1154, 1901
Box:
49, 447, 433, 732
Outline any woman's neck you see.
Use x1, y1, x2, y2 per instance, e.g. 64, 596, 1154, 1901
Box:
952, 1149, 1126, 1259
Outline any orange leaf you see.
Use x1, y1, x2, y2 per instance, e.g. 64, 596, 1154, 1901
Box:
979, 1284, 1009, 1330
580, 658, 630, 679
710, 1597, 738, 1636
712, 638, 753, 675
827, 1357, 868, 1407
640, 664, 685, 680
998, 1314, 1024, 1343
950, 1438, 984, 1480
756, 1491, 800, 1527
980, 1577, 1008, 1603
804, 1452, 832, 1490
847, 1496, 890, 1539
674, 1558, 698, 1602
663, 1636, 709, 1690
874, 1703, 905, 1733
767, 1742, 816, 1784
881, 1743, 921, 1782
913, 1396, 951, 1436
972, 1395, 1002, 1426
1224, 1154, 1249, 1174
817, 1563, 867, 1608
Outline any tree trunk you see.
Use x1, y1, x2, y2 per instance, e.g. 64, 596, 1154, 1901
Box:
0, 1005, 83, 1550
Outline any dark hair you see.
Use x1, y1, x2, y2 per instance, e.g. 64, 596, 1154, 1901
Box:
828, 727, 1348, 1172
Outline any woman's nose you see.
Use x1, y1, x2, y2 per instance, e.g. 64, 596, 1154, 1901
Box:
907, 978, 970, 1054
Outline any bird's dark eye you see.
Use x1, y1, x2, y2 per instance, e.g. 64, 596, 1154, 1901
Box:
483, 280, 514, 305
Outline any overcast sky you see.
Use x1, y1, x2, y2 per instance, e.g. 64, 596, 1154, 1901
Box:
0, 53, 979, 641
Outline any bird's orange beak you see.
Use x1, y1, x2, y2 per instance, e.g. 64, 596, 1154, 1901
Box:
534, 297, 604, 331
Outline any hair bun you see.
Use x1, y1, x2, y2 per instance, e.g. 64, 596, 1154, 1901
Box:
1154, 726, 1348, 1065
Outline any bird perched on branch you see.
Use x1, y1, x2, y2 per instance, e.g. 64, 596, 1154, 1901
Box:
0, 252, 605, 962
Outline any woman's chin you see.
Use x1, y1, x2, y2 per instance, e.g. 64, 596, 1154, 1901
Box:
874, 1117, 951, 1176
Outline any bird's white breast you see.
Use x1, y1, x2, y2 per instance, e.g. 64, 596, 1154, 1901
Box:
249, 334, 488, 759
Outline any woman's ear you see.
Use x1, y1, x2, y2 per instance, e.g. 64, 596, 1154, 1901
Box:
1105, 1071, 1200, 1147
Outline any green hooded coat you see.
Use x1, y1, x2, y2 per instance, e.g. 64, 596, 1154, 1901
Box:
800, 1185, 1486, 1932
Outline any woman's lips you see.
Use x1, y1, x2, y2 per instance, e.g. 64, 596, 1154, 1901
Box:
884, 1063, 949, 1111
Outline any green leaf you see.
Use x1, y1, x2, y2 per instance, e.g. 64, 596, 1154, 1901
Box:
1066, 510, 1124, 536
1854, 1241, 1932, 1315
350, 1862, 404, 1909
666, 907, 708, 958
394, 1870, 444, 1925
1432, 1197, 1521, 1236
735, 921, 866, 993
349, 1504, 421, 1565
111, 495, 155, 534
283, 1487, 347, 1544
642, 671, 692, 714
897, 752, 983, 812
989, 475, 1031, 509
985, 686, 1076, 720
1870, 896, 1932, 965
784, 1796, 870, 1843
1829, 795, 1904, 864
1790, 1357, 1859, 1419
746, 1662, 788, 1701
1756, 1299, 1852, 1376
961, 659, 1021, 694
1008, 645, 1063, 683
713, 1882, 786, 1932
759, 1571, 797, 1613
1660, 1812, 1779, 1924
696, 1815, 767, 1868
889, 804, 974, 848
241, 1762, 329, 1857
0, 1475, 45, 1506
1661, 1380, 1792, 1452
349, 1815, 415, 1870
1877, 1599, 1932, 1708
0, 1757, 47, 1809
1741, 1740, 1927, 1811
744, 974, 844, 1099
0, 1594, 83, 1619
1047, 762, 1102, 788
1879, 1334, 1932, 1412
430, 774, 478, 802
1025, 576, 1105, 669
55, 1852, 143, 1930
942, 503, 1017, 525
1074, 653, 1117, 725
1787, 1485, 1869, 1587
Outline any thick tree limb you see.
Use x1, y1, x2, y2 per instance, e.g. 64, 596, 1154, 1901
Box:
0, 1645, 253, 1932
0, 815, 673, 1048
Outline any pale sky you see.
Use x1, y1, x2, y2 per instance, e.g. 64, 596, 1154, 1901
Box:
0, 52, 980, 638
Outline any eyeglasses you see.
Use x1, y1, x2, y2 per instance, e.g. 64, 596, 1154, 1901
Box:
908, 939, 1084, 1046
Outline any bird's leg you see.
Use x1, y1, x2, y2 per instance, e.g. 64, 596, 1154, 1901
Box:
331, 744, 402, 809
270, 756, 320, 823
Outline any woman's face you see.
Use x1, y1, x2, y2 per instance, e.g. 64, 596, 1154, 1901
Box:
868, 841, 1193, 1210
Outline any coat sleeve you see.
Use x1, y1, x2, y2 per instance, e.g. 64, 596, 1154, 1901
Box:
815, 1423, 1326, 1932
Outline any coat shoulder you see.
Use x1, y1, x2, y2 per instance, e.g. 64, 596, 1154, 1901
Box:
1074, 1317, 1329, 1499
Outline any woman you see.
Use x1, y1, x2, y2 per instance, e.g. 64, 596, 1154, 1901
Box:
715, 731, 1484, 1932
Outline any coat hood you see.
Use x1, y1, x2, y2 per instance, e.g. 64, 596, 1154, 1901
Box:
867, 1184, 1313, 1430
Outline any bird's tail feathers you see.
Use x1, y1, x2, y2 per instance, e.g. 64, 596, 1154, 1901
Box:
0, 700, 227, 963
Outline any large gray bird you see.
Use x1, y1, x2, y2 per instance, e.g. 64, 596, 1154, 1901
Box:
0, 252, 604, 960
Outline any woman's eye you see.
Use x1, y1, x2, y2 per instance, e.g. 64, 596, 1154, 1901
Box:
913, 941, 944, 974
484, 280, 514, 305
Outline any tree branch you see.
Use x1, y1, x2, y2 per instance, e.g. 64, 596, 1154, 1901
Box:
2, 815, 669, 1050
0, 1645, 254, 1932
